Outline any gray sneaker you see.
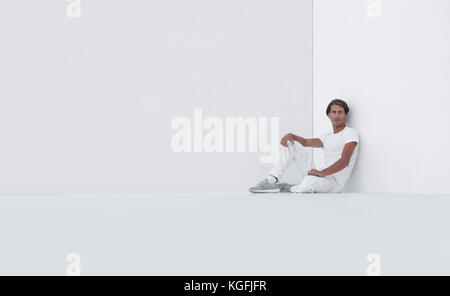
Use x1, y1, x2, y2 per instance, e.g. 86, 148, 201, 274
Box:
249, 179, 280, 193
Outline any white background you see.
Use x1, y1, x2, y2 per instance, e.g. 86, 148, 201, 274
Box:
1, 0, 450, 276
313, 0, 450, 194
0, 0, 313, 196
1, 0, 449, 195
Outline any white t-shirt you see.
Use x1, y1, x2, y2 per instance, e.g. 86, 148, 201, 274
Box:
317, 126, 359, 187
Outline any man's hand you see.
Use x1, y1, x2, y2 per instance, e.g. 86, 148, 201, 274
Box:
280, 133, 296, 147
308, 169, 325, 177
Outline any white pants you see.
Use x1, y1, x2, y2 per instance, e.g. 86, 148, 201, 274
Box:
269, 141, 343, 193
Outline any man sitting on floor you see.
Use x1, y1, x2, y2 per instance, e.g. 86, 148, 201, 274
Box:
249, 99, 359, 193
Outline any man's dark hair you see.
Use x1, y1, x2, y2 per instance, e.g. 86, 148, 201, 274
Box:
326, 99, 350, 115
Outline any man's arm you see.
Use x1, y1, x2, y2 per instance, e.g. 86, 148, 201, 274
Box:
281, 133, 323, 148
309, 142, 357, 177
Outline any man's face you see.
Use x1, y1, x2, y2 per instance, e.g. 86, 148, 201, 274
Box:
328, 104, 347, 127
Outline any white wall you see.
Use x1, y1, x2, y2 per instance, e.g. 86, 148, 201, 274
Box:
313, 0, 450, 193
0, 0, 313, 196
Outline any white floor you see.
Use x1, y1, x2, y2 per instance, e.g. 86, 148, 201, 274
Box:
1, 192, 449, 275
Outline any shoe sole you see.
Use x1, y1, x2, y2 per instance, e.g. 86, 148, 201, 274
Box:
249, 188, 281, 193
